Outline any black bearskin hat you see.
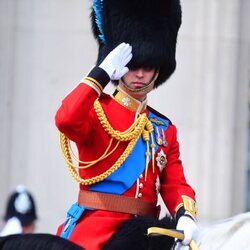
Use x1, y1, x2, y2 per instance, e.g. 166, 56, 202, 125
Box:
4, 186, 37, 226
91, 0, 182, 88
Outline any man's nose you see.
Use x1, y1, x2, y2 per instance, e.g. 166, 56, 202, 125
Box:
135, 69, 144, 78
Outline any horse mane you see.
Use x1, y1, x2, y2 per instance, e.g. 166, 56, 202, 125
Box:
196, 212, 250, 250
104, 215, 176, 250
0, 233, 84, 250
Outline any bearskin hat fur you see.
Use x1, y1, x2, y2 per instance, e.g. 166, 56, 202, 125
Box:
91, 0, 182, 88
103, 215, 176, 250
4, 186, 37, 226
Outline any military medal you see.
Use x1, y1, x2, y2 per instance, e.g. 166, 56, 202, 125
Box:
156, 149, 167, 172
154, 126, 167, 147
161, 128, 167, 147
154, 126, 162, 145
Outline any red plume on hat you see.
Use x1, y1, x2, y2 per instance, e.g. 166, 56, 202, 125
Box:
91, 0, 182, 87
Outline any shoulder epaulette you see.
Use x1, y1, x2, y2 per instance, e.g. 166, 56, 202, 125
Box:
148, 106, 172, 125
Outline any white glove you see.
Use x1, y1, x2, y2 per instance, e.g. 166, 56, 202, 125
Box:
174, 242, 190, 250
99, 42, 132, 80
176, 214, 198, 246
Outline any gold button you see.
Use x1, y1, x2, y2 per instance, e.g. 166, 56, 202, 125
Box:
137, 193, 142, 198
139, 174, 143, 179
139, 183, 143, 189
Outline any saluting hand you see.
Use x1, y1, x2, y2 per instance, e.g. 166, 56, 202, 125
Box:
99, 43, 132, 80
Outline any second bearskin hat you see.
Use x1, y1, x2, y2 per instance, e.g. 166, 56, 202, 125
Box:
4, 185, 37, 226
91, 0, 182, 87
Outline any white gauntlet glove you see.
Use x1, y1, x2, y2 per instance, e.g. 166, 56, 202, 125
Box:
175, 213, 198, 249
99, 42, 132, 80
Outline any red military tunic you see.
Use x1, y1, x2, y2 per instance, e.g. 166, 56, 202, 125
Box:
55, 68, 196, 250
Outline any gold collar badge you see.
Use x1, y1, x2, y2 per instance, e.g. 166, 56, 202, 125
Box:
113, 88, 147, 113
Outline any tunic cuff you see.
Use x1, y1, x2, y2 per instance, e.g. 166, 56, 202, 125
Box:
85, 67, 110, 90
175, 196, 197, 221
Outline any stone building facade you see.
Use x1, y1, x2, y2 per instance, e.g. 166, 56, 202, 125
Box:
0, 0, 249, 232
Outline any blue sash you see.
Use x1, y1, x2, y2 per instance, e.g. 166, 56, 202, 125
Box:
61, 110, 169, 239
90, 111, 169, 194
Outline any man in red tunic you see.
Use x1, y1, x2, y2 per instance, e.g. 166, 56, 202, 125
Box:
55, 1, 198, 249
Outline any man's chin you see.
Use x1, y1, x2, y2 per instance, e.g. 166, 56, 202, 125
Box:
123, 82, 150, 92
131, 86, 145, 90
124, 85, 144, 92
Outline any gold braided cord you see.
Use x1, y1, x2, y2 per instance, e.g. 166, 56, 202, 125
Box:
150, 133, 156, 173
93, 99, 148, 141
67, 138, 120, 168
143, 119, 155, 177
146, 120, 155, 172
59, 98, 158, 185
144, 141, 151, 180
146, 120, 154, 133
60, 132, 140, 185
59, 99, 152, 185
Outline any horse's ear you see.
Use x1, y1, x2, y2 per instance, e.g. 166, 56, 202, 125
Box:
103, 215, 176, 250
